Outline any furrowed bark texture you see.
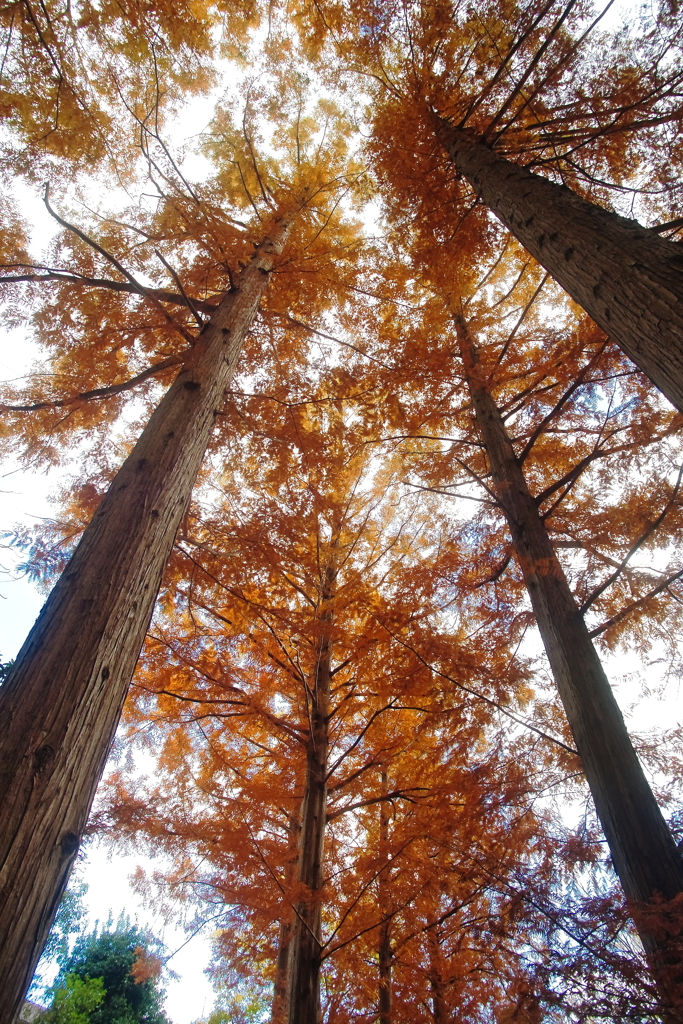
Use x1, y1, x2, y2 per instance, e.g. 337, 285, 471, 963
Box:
287, 566, 334, 1024
454, 314, 683, 1005
0, 212, 295, 1024
378, 771, 392, 1024
436, 116, 683, 412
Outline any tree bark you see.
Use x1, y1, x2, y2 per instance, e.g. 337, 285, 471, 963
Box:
378, 771, 392, 1024
286, 565, 335, 1024
427, 923, 447, 1024
454, 312, 683, 1011
272, 815, 301, 1024
0, 210, 296, 1024
434, 115, 683, 412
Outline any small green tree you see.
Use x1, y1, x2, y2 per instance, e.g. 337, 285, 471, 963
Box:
52, 922, 170, 1024
42, 976, 105, 1024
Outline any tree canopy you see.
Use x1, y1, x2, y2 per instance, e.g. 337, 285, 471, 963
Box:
3, 0, 683, 1021
39, 920, 170, 1024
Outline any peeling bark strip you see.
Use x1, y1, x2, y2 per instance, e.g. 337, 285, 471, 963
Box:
0, 211, 297, 1024
435, 116, 683, 412
454, 314, 683, 1010
287, 564, 335, 1024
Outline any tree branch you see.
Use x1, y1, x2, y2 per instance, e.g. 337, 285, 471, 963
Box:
0, 351, 189, 413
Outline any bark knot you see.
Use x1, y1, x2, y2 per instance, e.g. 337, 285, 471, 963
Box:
60, 831, 80, 856
33, 744, 55, 775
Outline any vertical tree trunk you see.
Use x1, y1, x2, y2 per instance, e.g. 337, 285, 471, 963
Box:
0, 210, 297, 1024
453, 312, 683, 1010
272, 814, 301, 1024
434, 115, 683, 413
273, 915, 295, 1024
378, 771, 392, 1024
286, 565, 335, 1024
426, 923, 447, 1024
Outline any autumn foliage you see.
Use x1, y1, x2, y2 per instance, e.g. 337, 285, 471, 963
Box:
3, 0, 683, 1021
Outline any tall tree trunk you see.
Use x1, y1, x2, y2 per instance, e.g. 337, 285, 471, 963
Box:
453, 311, 683, 1011
434, 114, 683, 413
426, 922, 447, 1024
286, 565, 335, 1024
0, 210, 297, 1024
272, 813, 301, 1024
378, 771, 392, 1024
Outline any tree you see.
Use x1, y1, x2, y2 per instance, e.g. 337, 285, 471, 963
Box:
0, 201, 294, 1024
42, 976, 106, 1024
451, 303, 683, 1003
313, 0, 683, 408
102, 399, 451, 1023
366, 215, 683, 1007
0, 81, 362, 1022
433, 117, 683, 412
47, 922, 170, 1024
95, 361, 624, 1021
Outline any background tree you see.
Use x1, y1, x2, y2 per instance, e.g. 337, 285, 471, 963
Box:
0, 0, 261, 172
90, 355, 647, 1021
362, 221, 683, 1004
47, 921, 171, 1024
42, 976, 105, 1024
0, 77, 363, 1021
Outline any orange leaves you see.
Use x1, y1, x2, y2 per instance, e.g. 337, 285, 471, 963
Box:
0, 0, 259, 172
130, 945, 163, 985
4, 2, 683, 1016
0, 78, 366, 480
91, 351, 583, 1017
